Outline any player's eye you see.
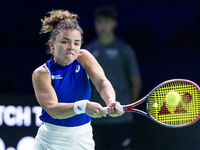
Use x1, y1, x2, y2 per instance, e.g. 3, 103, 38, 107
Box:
61, 40, 68, 44
74, 42, 80, 46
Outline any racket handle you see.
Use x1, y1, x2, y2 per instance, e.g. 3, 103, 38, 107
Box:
103, 106, 124, 114
103, 107, 108, 114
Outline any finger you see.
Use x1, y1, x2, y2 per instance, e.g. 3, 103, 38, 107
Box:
93, 109, 106, 118
108, 106, 116, 113
100, 108, 107, 117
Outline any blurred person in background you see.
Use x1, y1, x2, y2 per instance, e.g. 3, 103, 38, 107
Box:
85, 5, 142, 150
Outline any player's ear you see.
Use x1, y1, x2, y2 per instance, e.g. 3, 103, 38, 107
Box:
49, 40, 54, 49
49, 40, 55, 55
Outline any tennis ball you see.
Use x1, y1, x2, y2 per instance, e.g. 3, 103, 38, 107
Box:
166, 91, 180, 106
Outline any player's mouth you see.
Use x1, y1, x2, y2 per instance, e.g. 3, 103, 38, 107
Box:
65, 52, 74, 56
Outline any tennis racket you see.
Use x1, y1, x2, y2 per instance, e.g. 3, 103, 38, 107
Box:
105, 79, 200, 128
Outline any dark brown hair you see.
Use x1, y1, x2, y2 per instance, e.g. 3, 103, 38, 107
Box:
40, 10, 83, 54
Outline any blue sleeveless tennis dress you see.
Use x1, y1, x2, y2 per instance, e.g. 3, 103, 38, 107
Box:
34, 57, 95, 150
40, 56, 91, 127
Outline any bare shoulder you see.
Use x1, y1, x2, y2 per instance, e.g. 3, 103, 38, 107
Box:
78, 49, 92, 57
78, 49, 95, 68
32, 65, 50, 82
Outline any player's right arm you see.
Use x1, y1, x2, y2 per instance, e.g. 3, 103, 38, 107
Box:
32, 65, 106, 119
32, 65, 77, 119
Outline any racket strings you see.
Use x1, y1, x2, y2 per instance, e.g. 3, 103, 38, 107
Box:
148, 81, 200, 126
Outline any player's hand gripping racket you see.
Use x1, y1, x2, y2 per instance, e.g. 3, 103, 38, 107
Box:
105, 79, 200, 128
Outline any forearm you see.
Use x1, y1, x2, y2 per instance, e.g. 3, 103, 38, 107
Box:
97, 79, 116, 106
44, 100, 106, 119
44, 102, 76, 119
97, 80, 124, 117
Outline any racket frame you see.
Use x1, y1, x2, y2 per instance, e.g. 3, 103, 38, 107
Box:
121, 79, 200, 128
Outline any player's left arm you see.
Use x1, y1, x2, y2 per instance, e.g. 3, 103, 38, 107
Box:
78, 49, 123, 116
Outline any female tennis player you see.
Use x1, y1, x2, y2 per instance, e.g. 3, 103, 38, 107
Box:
32, 9, 123, 149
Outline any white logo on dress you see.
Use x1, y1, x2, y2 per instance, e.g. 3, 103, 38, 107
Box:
51, 75, 63, 80
75, 65, 80, 73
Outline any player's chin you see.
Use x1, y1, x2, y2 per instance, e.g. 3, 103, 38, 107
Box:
64, 56, 76, 64
65, 55, 75, 60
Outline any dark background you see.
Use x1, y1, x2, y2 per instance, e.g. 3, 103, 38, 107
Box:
1, 0, 200, 149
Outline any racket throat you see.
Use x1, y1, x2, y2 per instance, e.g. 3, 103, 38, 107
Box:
125, 107, 148, 117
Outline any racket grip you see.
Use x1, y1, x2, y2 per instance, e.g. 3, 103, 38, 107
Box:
103, 107, 108, 114
103, 106, 124, 114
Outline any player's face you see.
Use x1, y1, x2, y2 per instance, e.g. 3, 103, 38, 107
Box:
52, 29, 82, 66
95, 17, 116, 36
